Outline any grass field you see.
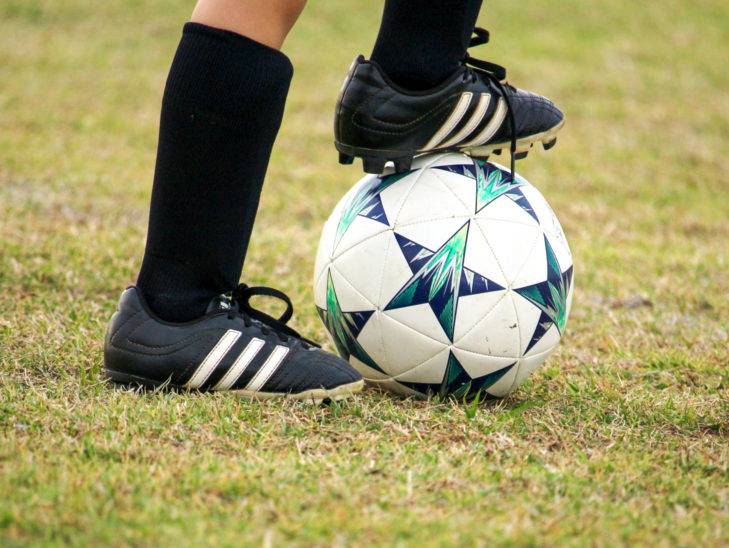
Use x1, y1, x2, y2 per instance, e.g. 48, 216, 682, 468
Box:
2, 0, 729, 545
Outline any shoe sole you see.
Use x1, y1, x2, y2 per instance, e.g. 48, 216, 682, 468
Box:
103, 369, 364, 404
336, 118, 565, 174
469, 118, 565, 159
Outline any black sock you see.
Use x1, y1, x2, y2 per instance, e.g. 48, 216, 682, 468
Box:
370, 0, 482, 90
136, 23, 293, 322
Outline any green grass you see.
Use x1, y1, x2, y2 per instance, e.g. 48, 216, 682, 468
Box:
2, 0, 729, 545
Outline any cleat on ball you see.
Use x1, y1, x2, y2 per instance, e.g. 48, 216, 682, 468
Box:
334, 28, 564, 172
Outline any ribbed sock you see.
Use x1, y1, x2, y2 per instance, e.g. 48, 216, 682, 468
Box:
370, 0, 483, 90
136, 23, 293, 322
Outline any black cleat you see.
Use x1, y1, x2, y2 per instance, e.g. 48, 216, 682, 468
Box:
335, 28, 564, 174
103, 285, 363, 402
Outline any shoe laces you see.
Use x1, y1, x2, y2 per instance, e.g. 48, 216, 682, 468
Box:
463, 27, 517, 180
226, 283, 320, 348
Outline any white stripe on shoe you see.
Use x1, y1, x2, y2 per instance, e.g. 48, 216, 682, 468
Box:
459, 97, 507, 148
183, 329, 241, 389
437, 93, 491, 149
420, 92, 473, 151
244, 345, 290, 392
212, 337, 265, 391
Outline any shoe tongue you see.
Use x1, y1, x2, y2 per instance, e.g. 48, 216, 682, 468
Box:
206, 294, 233, 314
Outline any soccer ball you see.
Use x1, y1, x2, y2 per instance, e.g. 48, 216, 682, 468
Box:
313, 153, 573, 399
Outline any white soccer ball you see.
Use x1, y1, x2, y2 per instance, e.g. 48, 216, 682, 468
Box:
313, 152, 573, 399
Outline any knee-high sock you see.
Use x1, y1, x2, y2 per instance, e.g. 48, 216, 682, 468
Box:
136, 23, 293, 322
370, 0, 483, 90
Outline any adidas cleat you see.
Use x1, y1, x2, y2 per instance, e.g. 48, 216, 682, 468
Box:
334, 28, 564, 175
103, 285, 363, 403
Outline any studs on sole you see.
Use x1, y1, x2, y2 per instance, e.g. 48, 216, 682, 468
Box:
393, 157, 413, 173
514, 150, 529, 160
362, 156, 387, 174
543, 138, 557, 150
339, 152, 354, 165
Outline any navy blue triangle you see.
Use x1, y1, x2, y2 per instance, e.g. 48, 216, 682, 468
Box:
459, 268, 504, 296
348, 310, 374, 334
524, 311, 553, 354
393, 232, 435, 274
359, 194, 389, 226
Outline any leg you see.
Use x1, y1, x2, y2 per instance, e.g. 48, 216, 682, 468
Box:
106, 0, 363, 400
371, 0, 482, 90
137, 0, 305, 323
191, 0, 306, 49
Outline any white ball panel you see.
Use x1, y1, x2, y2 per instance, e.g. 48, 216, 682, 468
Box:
462, 223, 509, 288
384, 305, 452, 346
474, 218, 543, 288
376, 230, 422, 308
394, 348, 451, 383
451, 347, 517, 379
327, 262, 376, 312
427, 168, 477, 212
508, 231, 549, 290
355, 311, 386, 371
454, 291, 520, 358
330, 217, 391, 261
452, 290, 509, 343
377, 313, 446, 376
331, 230, 391, 308
377, 171, 420, 221
394, 173, 471, 228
